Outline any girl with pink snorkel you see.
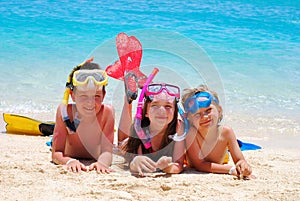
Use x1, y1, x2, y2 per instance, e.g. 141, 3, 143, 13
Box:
118, 69, 185, 176
106, 33, 185, 176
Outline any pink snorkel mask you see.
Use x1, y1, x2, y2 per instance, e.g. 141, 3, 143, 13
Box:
145, 83, 180, 102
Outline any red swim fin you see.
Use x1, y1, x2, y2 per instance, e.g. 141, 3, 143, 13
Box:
105, 32, 148, 103
106, 60, 124, 81
116, 32, 142, 72
106, 32, 143, 80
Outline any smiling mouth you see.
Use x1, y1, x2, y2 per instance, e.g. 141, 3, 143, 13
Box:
200, 119, 211, 126
85, 107, 95, 111
156, 116, 167, 120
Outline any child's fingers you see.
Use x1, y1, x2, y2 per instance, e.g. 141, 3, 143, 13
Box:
145, 157, 157, 167
137, 166, 144, 176
141, 162, 156, 172
236, 161, 245, 173
242, 166, 252, 176
76, 163, 84, 173
97, 167, 111, 174
97, 167, 105, 174
249, 174, 256, 179
236, 161, 252, 177
103, 168, 112, 174
69, 164, 80, 173
89, 163, 96, 171
156, 156, 173, 170
80, 164, 88, 171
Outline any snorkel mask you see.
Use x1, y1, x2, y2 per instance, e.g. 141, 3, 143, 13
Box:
184, 91, 219, 114
145, 83, 180, 102
72, 69, 108, 91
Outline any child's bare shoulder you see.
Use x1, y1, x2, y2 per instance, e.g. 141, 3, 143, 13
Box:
100, 104, 115, 120
220, 125, 235, 138
102, 104, 114, 113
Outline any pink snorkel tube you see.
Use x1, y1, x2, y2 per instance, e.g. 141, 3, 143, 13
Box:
134, 68, 159, 149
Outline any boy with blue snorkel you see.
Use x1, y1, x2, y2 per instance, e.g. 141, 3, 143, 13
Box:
52, 59, 115, 173
183, 85, 253, 178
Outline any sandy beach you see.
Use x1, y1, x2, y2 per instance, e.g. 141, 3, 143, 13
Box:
0, 112, 300, 201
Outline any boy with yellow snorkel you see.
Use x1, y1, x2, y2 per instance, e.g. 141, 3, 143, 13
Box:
52, 59, 115, 173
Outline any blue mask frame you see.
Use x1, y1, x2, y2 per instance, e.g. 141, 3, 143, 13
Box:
184, 91, 218, 114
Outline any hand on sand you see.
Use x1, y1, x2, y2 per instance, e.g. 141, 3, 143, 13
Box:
88, 161, 113, 174
130, 156, 156, 176
156, 156, 173, 170
235, 159, 255, 179
66, 160, 88, 173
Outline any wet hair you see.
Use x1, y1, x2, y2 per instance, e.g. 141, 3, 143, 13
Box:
123, 95, 179, 157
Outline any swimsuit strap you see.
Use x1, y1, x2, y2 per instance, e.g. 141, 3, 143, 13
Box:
73, 111, 81, 130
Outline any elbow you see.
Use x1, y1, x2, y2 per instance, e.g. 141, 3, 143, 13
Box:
51, 152, 59, 165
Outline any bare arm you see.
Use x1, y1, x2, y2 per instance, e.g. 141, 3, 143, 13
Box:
185, 127, 234, 174
51, 105, 71, 165
51, 105, 88, 172
117, 96, 133, 143
92, 105, 115, 172
226, 126, 252, 176
162, 119, 185, 174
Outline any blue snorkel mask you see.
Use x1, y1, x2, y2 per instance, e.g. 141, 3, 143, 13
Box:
184, 91, 219, 114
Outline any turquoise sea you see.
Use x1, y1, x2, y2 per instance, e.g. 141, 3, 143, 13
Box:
1, 0, 299, 144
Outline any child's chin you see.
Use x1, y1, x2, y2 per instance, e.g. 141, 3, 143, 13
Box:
82, 110, 97, 116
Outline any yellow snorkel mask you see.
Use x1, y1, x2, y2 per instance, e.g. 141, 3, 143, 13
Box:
72, 69, 108, 90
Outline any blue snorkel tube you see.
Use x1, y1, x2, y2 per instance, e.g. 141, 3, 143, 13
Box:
168, 102, 189, 141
